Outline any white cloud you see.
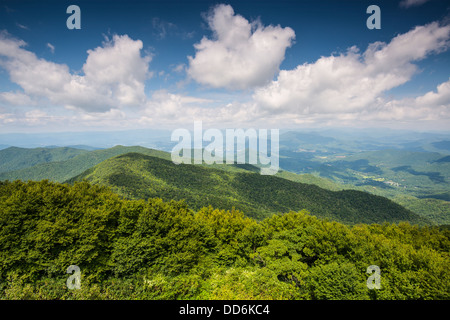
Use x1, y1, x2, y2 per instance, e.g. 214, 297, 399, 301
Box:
399, 0, 431, 8
143, 90, 214, 119
187, 4, 295, 90
23, 109, 51, 124
372, 78, 450, 121
414, 78, 450, 108
46, 42, 55, 54
0, 17, 449, 132
253, 22, 450, 118
15, 23, 28, 30
0, 33, 152, 112
82, 34, 151, 107
77, 108, 126, 121
172, 63, 186, 73
0, 91, 35, 106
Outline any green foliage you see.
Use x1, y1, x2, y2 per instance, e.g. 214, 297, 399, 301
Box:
0, 146, 170, 182
279, 169, 450, 226
1, 145, 447, 225
0, 146, 88, 174
0, 180, 448, 300
279, 147, 450, 225
68, 152, 428, 225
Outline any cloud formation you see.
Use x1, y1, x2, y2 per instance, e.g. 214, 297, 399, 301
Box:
0, 33, 151, 112
0, 4, 449, 131
187, 4, 295, 90
252, 22, 450, 119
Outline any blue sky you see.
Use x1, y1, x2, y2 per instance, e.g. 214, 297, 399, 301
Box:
0, 0, 449, 133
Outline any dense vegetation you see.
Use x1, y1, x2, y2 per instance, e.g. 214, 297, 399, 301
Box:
283, 149, 449, 197
278, 170, 450, 225
1, 145, 447, 225
0, 146, 88, 174
0, 180, 448, 300
67, 152, 428, 225
0, 146, 170, 183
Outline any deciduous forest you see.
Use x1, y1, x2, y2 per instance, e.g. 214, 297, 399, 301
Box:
1, 180, 448, 300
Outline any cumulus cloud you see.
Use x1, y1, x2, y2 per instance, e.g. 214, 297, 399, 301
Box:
82, 35, 151, 107
187, 4, 295, 90
143, 90, 214, 119
1, 16, 449, 131
137, 89, 263, 128
0, 91, 35, 106
0, 33, 151, 112
253, 22, 450, 119
374, 78, 450, 121
414, 78, 450, 108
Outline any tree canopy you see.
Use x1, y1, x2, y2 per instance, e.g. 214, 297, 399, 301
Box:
0, 180, 448, 300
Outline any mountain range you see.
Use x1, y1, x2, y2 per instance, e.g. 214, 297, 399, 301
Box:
0, 128, 448, 226
0, 144, 436, 226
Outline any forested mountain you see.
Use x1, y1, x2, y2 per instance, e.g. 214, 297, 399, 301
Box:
67, 152, 429, 225
0, 180, 448, 300
0, 146, 170, 182
0, 146, 88, 173
0, 145, 447, 225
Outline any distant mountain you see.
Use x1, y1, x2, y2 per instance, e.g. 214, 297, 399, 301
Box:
280, 149, 449, 198
44, 145, 101, 151
0, 129, 172, 149
0, 146, 88, 174
0, 146, 170, 182
67, 152, 429, 225
280, 131, 337, 148
432, 141, 450, 152
433, 155, 450, 163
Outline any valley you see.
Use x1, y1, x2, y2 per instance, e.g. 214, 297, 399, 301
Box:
0, 128, 448, 225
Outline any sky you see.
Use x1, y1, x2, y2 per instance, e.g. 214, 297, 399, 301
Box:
0, 0, 449, 133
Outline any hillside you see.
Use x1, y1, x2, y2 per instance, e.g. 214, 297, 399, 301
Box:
0, 145, 446, 224
0, 146, 170, 183
276, 170, 449, 225
67, 152, 429, 225
0, 146, 88, 173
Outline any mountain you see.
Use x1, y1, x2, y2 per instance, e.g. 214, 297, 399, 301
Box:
0, 146, 88, 173
47, 145, 101, 151
433, 155, 450, 163
432, 140, 450, 152
67, 152, 429, 225
0, 145, 446, 224
0, 129, 173, 150
280, 149, 449, 195
0, 146, 170, 183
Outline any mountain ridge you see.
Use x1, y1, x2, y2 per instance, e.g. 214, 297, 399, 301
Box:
67, 151, 430, 225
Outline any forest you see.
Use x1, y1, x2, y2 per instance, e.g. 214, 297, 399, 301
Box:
0, 180, 448, 300
67, 152, 429, 225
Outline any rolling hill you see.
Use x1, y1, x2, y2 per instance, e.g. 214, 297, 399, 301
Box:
0, 146, 88, 173
0, 145, 447, 224
0, 145, 170, 182
67, 152, 430, 225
